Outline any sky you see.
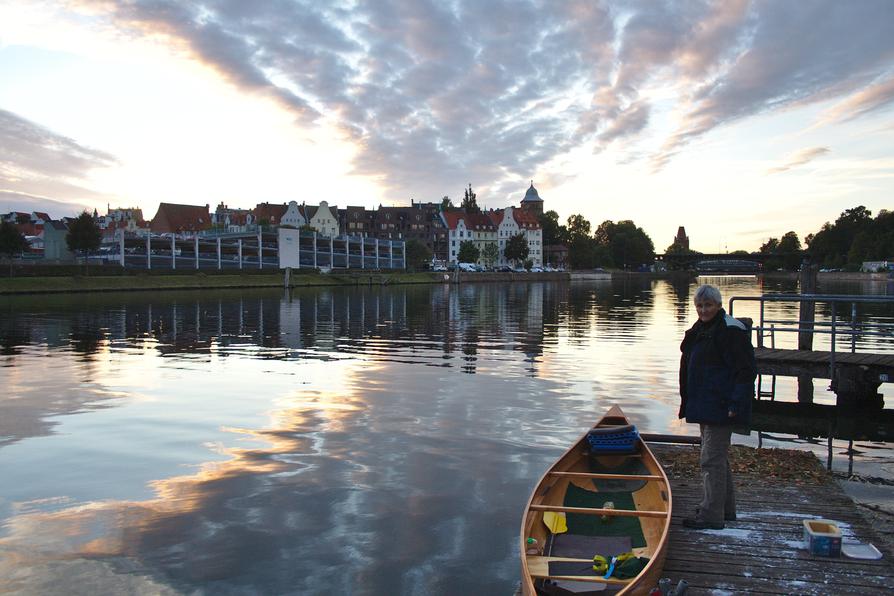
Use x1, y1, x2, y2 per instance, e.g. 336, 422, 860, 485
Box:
1, 1, 893, 253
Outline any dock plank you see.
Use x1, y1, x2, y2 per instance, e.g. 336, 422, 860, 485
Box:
650, 444, 894, 595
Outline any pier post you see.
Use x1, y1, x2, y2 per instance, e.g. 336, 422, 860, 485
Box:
798, 263, 818, 403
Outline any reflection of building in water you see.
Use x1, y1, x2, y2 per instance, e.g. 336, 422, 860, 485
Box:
445, 283, 548, 373
1, 284, 565, 372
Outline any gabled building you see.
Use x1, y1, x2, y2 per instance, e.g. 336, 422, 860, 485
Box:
306, 201, 339, 237
489, 207, 543, 267
440, 209, 497, 266
150, 203, 212, 235
281, 201, 307, 229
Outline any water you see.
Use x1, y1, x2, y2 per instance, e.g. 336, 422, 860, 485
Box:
1, 277, 892, 595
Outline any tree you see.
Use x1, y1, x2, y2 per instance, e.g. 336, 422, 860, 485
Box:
404, 239, 431, 271
457, 240, 479, 263
504, 233, 529, 265
482, 242, 499, 269
565, 214, 598, 269
66, 211, 102, 265
0, 221, 29, 275
539, 210, 566, 245
759, 237, 779, 254
566, 214, 592, 242
594, 220, 654, 269
777, 231, 802, 270
461, 184, 479, 213
440, 196, 453, 210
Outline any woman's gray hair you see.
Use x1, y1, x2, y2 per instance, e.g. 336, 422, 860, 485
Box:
694, 284, 722, 305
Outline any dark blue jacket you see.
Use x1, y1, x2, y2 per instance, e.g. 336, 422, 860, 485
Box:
679, 309, 756, 425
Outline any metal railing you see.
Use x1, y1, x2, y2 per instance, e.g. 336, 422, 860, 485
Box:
729, 294, 894, 373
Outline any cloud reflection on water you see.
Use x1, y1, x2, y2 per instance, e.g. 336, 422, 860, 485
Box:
1, 278, 891, 594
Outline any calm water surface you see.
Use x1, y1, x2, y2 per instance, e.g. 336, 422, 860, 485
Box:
1, 277, 892, 595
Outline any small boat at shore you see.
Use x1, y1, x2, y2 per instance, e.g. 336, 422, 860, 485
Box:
520, 405, 671, 595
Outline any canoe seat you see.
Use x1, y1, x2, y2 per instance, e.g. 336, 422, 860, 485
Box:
586, 424, 639, 454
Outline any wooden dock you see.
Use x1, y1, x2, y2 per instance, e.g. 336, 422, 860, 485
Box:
755, 347, 894, 380
652, 444, 894, 595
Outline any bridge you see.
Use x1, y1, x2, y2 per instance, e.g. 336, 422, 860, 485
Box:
656, 251, 806, 271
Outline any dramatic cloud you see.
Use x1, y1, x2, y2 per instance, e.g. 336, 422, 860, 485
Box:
63, 0, 894, 198
819, 76, 894, 125
0, 109, 117, 215
767, 147, 830, 175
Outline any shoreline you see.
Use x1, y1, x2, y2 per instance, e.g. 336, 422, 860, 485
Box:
0, 268, 890, 295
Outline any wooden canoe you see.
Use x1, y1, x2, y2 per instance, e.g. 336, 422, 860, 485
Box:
520, 405, 671, 595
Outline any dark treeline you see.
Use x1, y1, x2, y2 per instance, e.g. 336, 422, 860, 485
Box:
540, 210, 655, 270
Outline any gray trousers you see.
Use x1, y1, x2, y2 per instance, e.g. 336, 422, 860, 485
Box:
698, 424, 735, 523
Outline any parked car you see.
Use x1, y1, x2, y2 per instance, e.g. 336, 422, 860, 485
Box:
458, 262, 477, 272
433, 264, 447, 272
498, 266, 512, 272
530, 266, 543, 273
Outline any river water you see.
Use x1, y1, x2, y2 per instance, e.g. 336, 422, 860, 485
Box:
1, 276, 892, 595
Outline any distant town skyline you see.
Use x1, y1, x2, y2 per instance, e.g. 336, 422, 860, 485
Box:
2, 1, 893, 253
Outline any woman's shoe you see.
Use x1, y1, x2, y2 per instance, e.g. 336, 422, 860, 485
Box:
682, 516, 724, 530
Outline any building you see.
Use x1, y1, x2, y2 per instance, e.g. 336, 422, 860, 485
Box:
280, 201, 307, 229
674, 226, 689, 251
341, 206, 375, 237
150, 203, 212, 235
370, 201, 446, 259
252, 202, 288, 227
489, 207, 542, 268
213, 203, 254, 232
306, 201, 339, 237
440, 209, 497, 266
42, 220, 75, 261
519, 181, 544, 216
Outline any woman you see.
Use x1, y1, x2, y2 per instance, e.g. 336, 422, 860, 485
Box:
679, 284, 756, 529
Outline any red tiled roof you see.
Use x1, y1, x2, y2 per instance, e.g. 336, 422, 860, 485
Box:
441, 209, 496, 231
150, 203, 211, 233
252, 202, 288, 224
440, 209, 466, 230
488, 210, 505, 226
512, 207, 541, 229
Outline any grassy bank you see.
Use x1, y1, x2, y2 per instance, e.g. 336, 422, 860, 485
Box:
0, 270, 446, 294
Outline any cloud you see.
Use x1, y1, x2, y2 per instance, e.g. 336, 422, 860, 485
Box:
0, 190, 92, 219
767, 146, 830, 174
0, 109, 117, 214
59, 1, 894, 198
652, 1, 894, 169
819, 76, 894, 125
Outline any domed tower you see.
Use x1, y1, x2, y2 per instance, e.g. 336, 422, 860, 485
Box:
520, 181, 544, 216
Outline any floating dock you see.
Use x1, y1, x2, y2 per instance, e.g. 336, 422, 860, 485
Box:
652, 444, 893, 594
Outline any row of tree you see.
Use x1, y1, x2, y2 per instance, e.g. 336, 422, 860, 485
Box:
539, 210, 655, 269
751, 206, 892, 271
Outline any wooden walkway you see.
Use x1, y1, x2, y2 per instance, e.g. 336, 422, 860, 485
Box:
652, 444, 894, 595
755, 347, 894, 379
